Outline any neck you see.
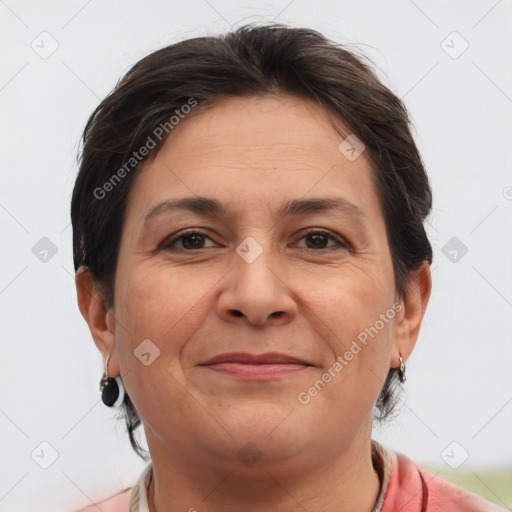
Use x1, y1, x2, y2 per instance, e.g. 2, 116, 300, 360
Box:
147, 433, 381, 512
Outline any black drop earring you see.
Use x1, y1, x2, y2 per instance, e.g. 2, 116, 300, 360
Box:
100, 354, 119, 406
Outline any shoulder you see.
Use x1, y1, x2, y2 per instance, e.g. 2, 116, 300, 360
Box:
74, 487, 133, 512
382, 449, 507, 512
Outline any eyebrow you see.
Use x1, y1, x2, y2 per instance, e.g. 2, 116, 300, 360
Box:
143, 195, 365, 226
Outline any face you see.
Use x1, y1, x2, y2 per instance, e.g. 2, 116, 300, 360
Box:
109, 94, 401, 471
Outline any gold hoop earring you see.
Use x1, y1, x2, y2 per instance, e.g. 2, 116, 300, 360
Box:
398, 352, 406, 383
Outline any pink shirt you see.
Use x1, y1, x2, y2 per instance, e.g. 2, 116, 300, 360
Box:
75, 442, 507, 511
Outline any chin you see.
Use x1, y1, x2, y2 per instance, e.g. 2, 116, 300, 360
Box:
227, 417, 305, 454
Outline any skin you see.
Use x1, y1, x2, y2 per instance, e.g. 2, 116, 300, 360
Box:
76, 94, 431, 512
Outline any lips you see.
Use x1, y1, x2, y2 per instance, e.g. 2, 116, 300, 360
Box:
198, 352, 312, 379
199, 351, 311, 366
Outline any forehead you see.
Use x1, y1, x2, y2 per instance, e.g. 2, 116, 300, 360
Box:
155, 94, 355, 167
126, 94, 381, 223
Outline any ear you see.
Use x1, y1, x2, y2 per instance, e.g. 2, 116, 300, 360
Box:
75, 266, 120, 377
391, 260, 432, 368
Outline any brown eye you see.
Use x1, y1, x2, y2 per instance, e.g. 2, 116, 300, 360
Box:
180, 233, 206, 250
296, 230, 347, 250
161, 231, 215, 251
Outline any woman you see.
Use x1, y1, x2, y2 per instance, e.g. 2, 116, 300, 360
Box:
71, 24, 505, 512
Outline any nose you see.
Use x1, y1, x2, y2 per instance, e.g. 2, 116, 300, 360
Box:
216, 243, 297, 327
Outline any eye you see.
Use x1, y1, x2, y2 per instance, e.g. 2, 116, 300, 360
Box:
295, 229, 348, 250
161, 230, 216, 251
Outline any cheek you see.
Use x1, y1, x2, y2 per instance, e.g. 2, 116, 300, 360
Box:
316, 266, 393, 338
113, 267, 210, 432
115, 264, 209, 343
308, 267, 395, 389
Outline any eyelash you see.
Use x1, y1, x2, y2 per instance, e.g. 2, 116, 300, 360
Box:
160, 228, 349, 252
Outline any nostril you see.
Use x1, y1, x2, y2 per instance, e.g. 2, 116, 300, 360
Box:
232, 310, 244, 317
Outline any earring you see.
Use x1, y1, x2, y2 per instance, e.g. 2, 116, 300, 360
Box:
398, 351, 406, 383
100, 354, 120, 406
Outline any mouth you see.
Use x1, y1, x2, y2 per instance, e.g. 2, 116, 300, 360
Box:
198, 352, 313, 379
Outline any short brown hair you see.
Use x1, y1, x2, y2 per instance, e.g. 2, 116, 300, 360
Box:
71, 23, 433, 460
